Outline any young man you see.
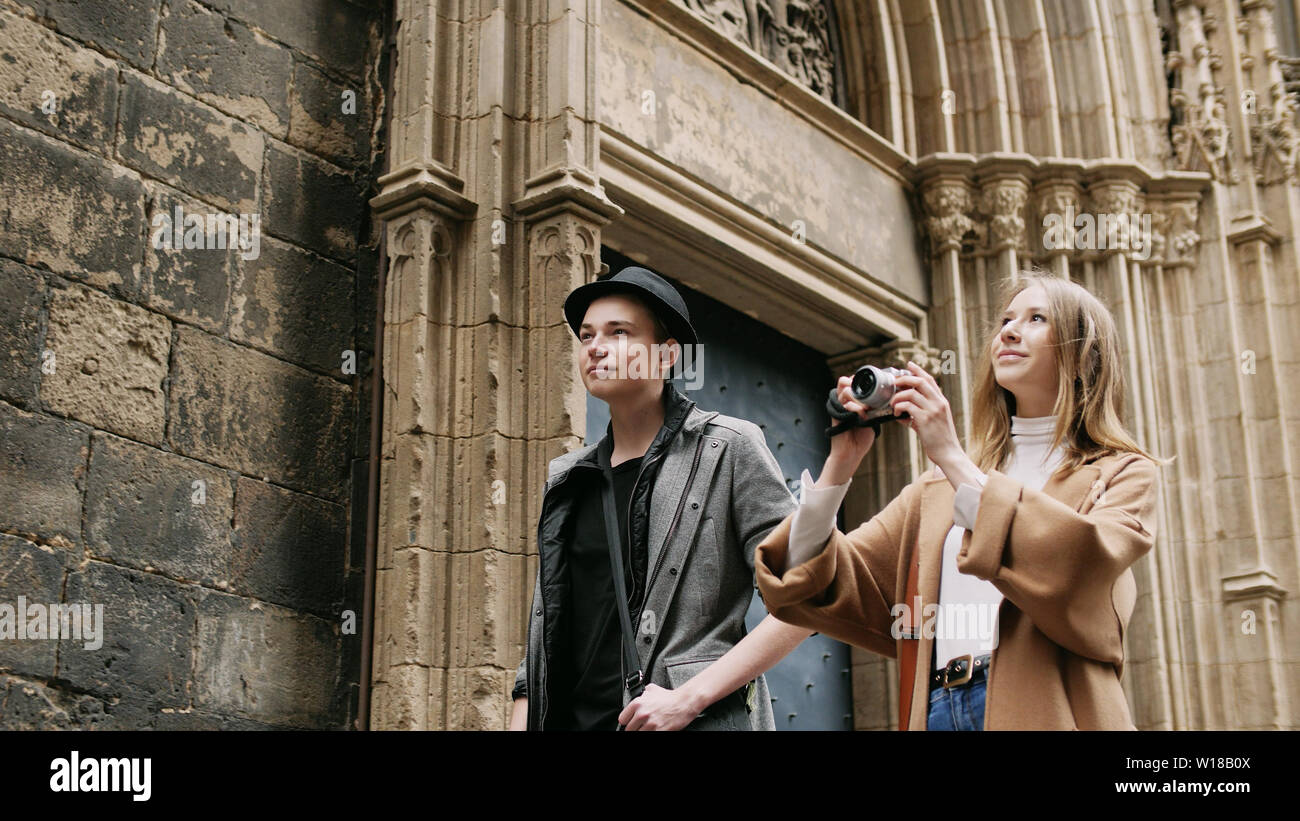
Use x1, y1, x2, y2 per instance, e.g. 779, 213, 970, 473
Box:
509, 266, 812, 730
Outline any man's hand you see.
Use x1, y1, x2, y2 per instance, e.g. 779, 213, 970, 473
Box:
509, 696, 527, 731
618, 683, 704, 731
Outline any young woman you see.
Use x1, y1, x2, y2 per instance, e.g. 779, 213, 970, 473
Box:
753, 272, 1163, 730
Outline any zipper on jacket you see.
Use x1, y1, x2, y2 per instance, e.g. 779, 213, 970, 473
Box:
536, 614, 548, 730
622, 449, 665, 612
634, 434, 707, 630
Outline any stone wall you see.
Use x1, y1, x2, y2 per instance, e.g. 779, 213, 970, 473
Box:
0, 0, 384, 729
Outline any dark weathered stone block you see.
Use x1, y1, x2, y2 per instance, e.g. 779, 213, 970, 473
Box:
59, 561, 194, 711
117, 72, 263, 214
43, 0, 162, 70
263, 141, 363, 263
0, 119, 145, 295
84, 432, 234, 585
0, 675, 112, 730
0, 260, 45, 405
231, 235, 354, 373
143, 181, 236, 334
0, 10, 119, 153
231, 477, 346, 616
193, 589, 342, 726
209, 0, 377, 79
0, 534, 71, 678
0, 402, 87, 549
157, 0, 292, 136
288, 56, 370, 167
167, 328, 351, 500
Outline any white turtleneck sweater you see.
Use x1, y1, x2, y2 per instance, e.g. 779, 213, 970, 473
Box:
786, 415, 1065, 670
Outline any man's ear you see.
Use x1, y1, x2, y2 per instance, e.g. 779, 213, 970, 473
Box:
659, 336, 681, 376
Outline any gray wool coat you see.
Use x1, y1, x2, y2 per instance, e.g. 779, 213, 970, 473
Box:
513, 397, 796, 730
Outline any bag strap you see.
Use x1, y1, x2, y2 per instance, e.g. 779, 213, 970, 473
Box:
601, 465, 646, 705
897, 540, 922, 731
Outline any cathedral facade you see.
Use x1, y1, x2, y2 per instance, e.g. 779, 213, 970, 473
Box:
370, 0, 1299, 730
0, 0, 1294, 731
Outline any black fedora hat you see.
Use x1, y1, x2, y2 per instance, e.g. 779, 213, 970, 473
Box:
564, 266, 698, 347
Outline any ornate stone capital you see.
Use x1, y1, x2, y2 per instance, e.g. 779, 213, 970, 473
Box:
919, 179, 977, 254
1148, 198, 1201, 267
1081, 177, 1148, 260
1034, 181, 1083, 257
877, 339, 943, 373
1088, 179, 1146, 217
978, 177, 1029, 252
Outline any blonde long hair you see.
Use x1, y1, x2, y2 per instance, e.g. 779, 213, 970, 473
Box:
969, 272, 1163, 476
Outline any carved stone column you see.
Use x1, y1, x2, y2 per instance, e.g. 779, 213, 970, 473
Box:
367, 0, 621, 730
1140, 180, 1205, 730
1158, 0, 1300, 728
1232, 1, 1300, 727
918, 159, 977, 445
1223, 214, 1294, 729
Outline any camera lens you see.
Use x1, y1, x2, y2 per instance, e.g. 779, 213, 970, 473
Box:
851, 368, 877, 402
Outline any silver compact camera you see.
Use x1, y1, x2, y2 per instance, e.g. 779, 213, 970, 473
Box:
849, 365, 909, 422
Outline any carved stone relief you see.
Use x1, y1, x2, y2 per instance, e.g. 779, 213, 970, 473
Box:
680, 0, 838, 100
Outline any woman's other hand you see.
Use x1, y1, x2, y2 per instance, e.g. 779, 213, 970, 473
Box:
889, 361, 964, 467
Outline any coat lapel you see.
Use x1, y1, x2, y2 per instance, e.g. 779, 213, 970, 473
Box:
910, 471, 953, 722
646, 437, 693, 574
915, 474, 952, 612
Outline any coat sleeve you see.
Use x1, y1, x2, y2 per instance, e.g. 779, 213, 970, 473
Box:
511, 568, 543, 701
956, 453, 1158, 665
753, 475, 922, 658
727, 421, 797, 573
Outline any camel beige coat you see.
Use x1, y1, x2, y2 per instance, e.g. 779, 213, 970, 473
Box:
754, 451, 1159, 730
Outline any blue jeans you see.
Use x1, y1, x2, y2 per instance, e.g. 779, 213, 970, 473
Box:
927, 678, 987, 730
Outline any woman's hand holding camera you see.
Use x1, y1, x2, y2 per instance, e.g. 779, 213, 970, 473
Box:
890, 362, 986, 491
889, 362, 963, 465
818, 375, 878, 487
819, 361, 983, 492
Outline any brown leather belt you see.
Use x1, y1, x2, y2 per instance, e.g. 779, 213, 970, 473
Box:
930, 653, 991, 689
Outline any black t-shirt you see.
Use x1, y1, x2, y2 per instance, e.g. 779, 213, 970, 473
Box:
555, 455, 644, 731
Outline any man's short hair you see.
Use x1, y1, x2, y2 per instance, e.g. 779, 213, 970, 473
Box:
623, 292, 672, 345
